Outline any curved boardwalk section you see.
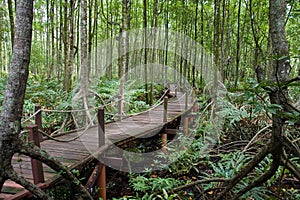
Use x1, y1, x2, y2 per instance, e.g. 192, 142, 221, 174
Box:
1, 90, 194, 199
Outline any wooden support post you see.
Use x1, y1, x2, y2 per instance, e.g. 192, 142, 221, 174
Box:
163, 96, 168, 122
97, 163, 106, 200
34, 105, 43, 141
183, 116, 189, 135
98, 107, 105, 147
175, 87, 177, 97
161, 133, 167, 153
27, 124, 44, 184
97, 107, 106, 200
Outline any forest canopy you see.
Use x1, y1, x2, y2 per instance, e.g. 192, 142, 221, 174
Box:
0, 0, 300, 199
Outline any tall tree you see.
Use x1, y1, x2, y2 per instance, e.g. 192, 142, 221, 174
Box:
7, 0, 14, 50
149, 0, 159, 105
0, 1, 93, 199
216, 0, 300, 198
192, 0, 199, 87
143, 0, 149, 104
234, 0, 242, 87
213, 0, 221, 77
118, 0, 130, 118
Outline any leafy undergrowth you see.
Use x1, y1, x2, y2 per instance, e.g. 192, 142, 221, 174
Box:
2, 74, 300, 199
106, 138, 300, 199
0, 75, 164, 134
106, 79, 300, 200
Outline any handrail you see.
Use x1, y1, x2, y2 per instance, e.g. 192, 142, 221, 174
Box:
37, 113, 97, 142
21, 83, 193, 141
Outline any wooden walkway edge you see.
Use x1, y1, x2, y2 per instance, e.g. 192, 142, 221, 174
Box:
1, 89, 196, 199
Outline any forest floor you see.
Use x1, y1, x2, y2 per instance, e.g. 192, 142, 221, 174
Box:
104, 119, 300, 200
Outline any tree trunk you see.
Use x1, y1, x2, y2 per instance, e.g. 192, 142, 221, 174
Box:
213, 0, 221, 79
0, 0, 34, 190
63, 0, 70, 91
68, 0, 76, 91
216, 0, 296, 198
49, 0, 55, 80
149, 0, 159, 105
118, 0, 130, 117
143, 0, 149, 104
268, 0, 290, 138
0, 1, 93, 198
7, 0, 15, 51
234, 0, 242, 87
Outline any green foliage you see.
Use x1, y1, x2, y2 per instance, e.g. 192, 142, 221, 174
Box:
121, 175, 182, 199
158, 136, 205, 175
220, 100, 250, 126
113, 191, 178, 200
207, 151, 251, 179
25, 75, 68, 108
92, 79, 163, 115
129, 175, 182, 193
202, 151, 270, 199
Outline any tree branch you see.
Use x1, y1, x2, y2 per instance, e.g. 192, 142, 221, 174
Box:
233, 159, 280, 200
280, 150, 300, 181
171, 178, 229, 193
281, 135, 300, 158
215, 144, 270, 200
283, 76, 300, 87
283, 158, 300, 181
18, 144, 93, 200
7, 168, 50, 200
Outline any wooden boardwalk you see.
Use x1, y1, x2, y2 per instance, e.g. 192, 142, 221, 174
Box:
1, 90, 194, 199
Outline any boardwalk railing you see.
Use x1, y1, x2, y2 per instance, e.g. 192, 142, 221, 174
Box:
4, 84, 197, 200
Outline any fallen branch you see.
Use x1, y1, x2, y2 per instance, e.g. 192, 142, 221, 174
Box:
171, 178, 229, 193
243, 124, 272, 152
282, 135, 300, 158
7, 168, 50, 200
281, 153, 300, 181
18, 144, 93, 200
215, 144, 271, 200
284, 75, 300, 87
233, 155, 280, 200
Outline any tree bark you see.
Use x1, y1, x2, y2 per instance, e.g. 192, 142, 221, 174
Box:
7, 0, 15, 50
63, 0, 70, 91
0, 1, 93, 199
143, 0, 149, 104
234, 0, 242, 87
0, 0, 34, 190
216, 0, 294, 198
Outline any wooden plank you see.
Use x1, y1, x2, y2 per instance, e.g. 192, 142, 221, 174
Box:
0, 193, 16, 199
9, 92, 194, 198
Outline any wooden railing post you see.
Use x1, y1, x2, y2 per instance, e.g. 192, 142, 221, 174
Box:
27, 124, 44, 184
34, 104, 43, 141
98, 107, 105, 147
163, 96, 168, 122
97, 107, 106, 200
183, 116, 189, 135
161, 132, 167, 153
